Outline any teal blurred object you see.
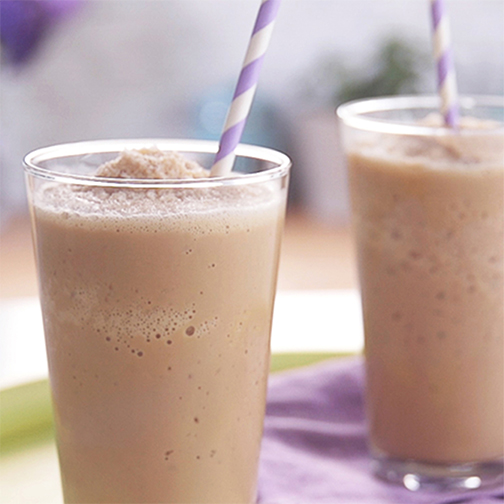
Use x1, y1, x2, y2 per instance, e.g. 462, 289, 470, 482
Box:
191, 84, 292, 173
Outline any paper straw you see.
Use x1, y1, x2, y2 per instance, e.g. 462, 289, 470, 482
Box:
210, 0, 281, 177
430, 0, 460, 128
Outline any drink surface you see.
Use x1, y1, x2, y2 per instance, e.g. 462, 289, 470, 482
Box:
31, 149, 286, 503
348, 120, 504, 463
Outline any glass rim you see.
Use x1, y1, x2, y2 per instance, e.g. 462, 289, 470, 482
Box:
23, 138, 291, 189
336, 95, 504, 136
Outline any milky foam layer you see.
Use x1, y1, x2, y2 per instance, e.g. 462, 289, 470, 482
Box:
355, 115, 504, 171
34, 182, 281, 236
33, 148, 282, 235
95, 147, 210, 179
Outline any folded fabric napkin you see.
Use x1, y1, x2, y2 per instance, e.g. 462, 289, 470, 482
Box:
258, 357, 504, 504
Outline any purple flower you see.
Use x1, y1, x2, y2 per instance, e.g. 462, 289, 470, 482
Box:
0, 0, 83, 65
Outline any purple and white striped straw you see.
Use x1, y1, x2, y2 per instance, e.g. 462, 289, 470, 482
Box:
211, 0, 282, 177
430, 0, 460, 128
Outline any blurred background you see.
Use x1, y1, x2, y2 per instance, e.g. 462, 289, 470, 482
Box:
1, 0, 503, 296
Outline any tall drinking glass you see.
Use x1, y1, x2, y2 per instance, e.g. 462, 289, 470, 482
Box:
24, 139, 290, 503
338, 96, 503, 491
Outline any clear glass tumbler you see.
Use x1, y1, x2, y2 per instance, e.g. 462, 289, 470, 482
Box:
24, 139, 290, 504
338, 96, 503, 492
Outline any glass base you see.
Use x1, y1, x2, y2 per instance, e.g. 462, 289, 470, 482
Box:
372, 454, 504, 492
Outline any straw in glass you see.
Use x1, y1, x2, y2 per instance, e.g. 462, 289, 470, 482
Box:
210, 0, 282, 177
430, 0, 460, 128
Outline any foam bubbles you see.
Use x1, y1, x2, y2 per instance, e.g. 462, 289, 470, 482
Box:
34, 174, 282, 239
94, 301, 200, 357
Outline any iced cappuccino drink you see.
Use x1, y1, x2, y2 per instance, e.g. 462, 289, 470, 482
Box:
24, 140, 290, 503
338, 96, 503, 491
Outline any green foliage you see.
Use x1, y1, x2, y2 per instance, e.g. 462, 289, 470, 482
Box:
301, 36, 428, 108
335, 37, 426, 104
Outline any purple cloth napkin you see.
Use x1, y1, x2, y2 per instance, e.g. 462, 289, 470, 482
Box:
258, 357, 504, 504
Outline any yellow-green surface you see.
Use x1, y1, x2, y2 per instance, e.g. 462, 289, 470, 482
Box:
1, 380, 55, 455
271, 352, 341, 373
0, 381, 61, 504
0, 353, 340, 455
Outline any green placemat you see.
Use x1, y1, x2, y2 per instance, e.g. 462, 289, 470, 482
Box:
0, 353, 343, 455
0, 380, 55, 455
270, 352, 341, 373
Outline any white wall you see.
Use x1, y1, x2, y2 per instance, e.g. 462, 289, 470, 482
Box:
1, 0, 503, 225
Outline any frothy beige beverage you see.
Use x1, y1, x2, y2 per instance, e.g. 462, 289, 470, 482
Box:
25, 143, 289, 503
339, 97, 504, 490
